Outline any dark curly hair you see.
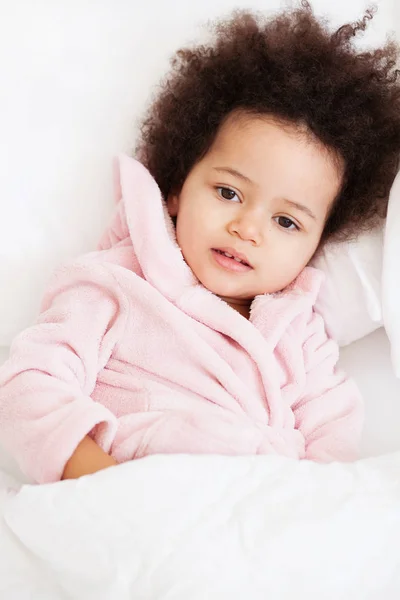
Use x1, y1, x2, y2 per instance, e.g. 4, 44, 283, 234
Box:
136, 1, 400, 243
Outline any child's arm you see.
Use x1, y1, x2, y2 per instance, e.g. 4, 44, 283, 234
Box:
61, 435, 117, 480
0, 260, 128, 484
292, 311, 363, 462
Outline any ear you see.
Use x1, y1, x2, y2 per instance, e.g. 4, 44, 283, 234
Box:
167, 193, 180, 217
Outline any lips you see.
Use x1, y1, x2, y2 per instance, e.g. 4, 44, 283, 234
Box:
213, 247, 252, 267
211, 248, 253, 273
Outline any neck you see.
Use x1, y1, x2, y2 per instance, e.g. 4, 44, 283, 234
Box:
219, 296, 252, 320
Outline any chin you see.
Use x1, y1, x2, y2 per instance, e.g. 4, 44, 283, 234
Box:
196, 268, 273, 299
200, 279, 252, 300
199, 280, 231, 297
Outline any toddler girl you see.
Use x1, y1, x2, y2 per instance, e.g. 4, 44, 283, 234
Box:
1, 3, 400, 483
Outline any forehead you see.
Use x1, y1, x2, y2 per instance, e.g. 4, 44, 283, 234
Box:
204, 112, 343, 218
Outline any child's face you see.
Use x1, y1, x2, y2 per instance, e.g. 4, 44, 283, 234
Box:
167, 112, 343, 314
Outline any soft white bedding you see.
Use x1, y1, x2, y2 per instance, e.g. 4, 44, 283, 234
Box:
1, 451, 400, 599
0, 328, 399, 598
339, 328, 400, 457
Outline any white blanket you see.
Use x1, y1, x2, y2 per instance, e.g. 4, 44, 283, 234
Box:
1, 453, 400, 599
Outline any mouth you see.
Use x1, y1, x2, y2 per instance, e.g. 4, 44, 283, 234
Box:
211, 248, 253, 273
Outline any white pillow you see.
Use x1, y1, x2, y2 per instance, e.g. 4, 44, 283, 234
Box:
312, 226, 383, 347
382, 170, 400, 376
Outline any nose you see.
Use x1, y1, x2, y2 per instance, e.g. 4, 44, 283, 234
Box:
228, 206, 265, 246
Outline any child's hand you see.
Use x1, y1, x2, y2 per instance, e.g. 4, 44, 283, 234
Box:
61, 435, 117, 480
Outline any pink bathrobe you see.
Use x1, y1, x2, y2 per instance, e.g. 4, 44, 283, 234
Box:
0, 155, 363, 483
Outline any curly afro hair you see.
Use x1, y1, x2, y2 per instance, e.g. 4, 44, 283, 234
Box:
136, 1, 400, 243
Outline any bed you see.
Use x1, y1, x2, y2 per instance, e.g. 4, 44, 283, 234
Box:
1, 0, 400, 598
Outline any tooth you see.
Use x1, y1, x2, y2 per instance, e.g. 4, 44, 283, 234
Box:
234, 257, 242, 263
224, 252, 233, 258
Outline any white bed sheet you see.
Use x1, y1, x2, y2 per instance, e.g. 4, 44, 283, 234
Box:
339, 328, 400, 457
0, 327, 399, 482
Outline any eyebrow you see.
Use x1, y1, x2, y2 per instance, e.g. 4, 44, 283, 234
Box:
213, 166, 317, 221
213, 166, 254, 186
283, 199, 317, 221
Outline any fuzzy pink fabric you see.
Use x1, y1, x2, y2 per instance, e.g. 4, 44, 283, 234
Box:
0, 155, 363, 483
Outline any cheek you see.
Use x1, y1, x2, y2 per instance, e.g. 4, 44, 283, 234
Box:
175, 205, 205, 257
291, 238, 321, 272
270, 233, 320, 271
177, 201, 211, 240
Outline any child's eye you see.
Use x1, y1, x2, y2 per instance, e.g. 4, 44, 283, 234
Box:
216, 186, 240, 202
274, 216, 299, 231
